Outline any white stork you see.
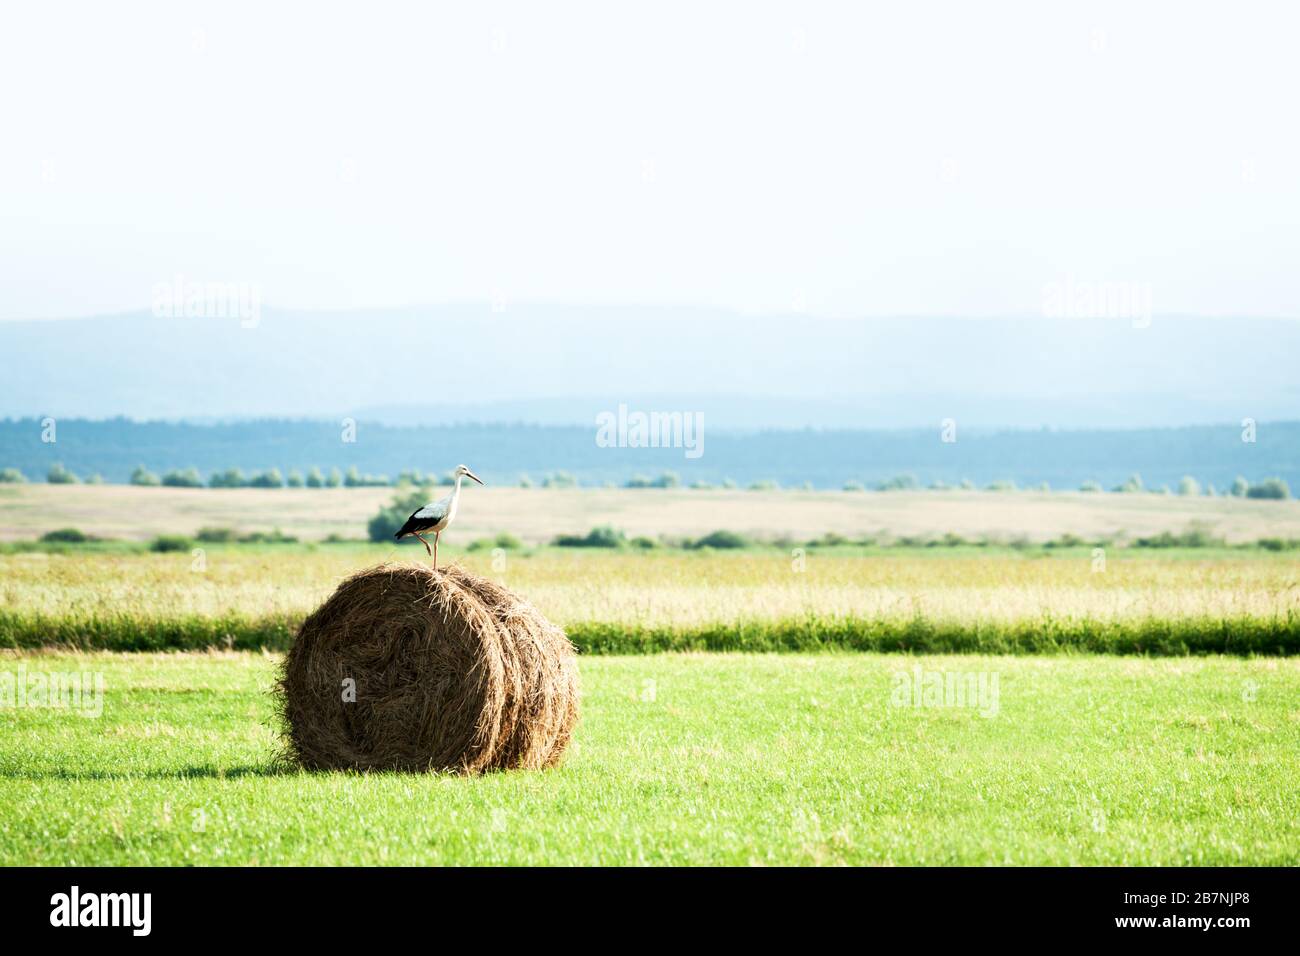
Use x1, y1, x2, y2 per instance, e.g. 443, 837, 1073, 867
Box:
394, 464, 484, 568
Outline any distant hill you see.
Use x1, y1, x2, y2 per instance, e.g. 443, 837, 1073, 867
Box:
1, 418, 1296, 492
2, 309, 1298, 427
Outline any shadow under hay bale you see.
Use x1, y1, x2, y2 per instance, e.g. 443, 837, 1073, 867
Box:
277, 563, 579, 774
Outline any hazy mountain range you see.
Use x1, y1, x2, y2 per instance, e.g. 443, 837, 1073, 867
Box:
2, 309, 1297, 428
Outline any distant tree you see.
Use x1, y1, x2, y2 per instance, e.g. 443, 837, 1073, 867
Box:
843, 480, 865, 491
368, 485, 431, 542
542, 471, 577, 489
1205, 483, 1217, 497
1230, 476, 1249, 497
624, 474, 654, 488
305, 467, 325, 488
1079, 479, 1102, 493
876, 474, 918, 491
654, 471, 681, 489
985, 479, 1017, 492
518, 473, 533, 488
344, 466, 362, 488
1037, 481, 1051, 492
84, 473, 104, 484
249, 468, 285, 488
130, 465, 160, 486
209, 468, 246, 489
690, 480, 714, 489
0, 467, 26, 483
959, 478, 975, 490
720, 478, 737, 489
748, 479, 779, 491
286, 470, 305, 488
1114, 473, 1144, 494
1246, 477, 1290, 500
47, 462, 79, 484
1177, 476, 1200, 496
161, 467, 203, 488
325, 467, 343, 488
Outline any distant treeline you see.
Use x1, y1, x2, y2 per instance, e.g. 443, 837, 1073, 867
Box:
1, 462, 1293, 500
2, 463, 1300, 504
2, 417, 1299, 491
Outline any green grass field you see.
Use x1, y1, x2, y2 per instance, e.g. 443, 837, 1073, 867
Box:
3, 487, 1297, 865
3, 545, 1297, 654
2, 651, 1296, 865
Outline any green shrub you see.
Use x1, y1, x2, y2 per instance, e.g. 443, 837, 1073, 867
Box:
150, 535, 194, 553
808, 532, 850, 547
690, 480, 714, 490
748, 480, 779, 491
1257, 538, 1299, 552
843, 480, 865, 492
1231, 476, 1249, 497
468, 533, 524, 552
1246, 478, 1290, 500
1134, 524, 1223, 548
326, 468, 343, 488
690, 529, 751, 549
625, 474, 654, 488
985, 479, 1017, 492
542, 471, 577, 489
1178, 476, 1200, 496
305, 467, 325, 488
0, 468, 26, 483
41, 528, 89, 543
630, 536, 658, 549
1079, 480, 1102, 492
286, 470, 305, 488
47, 463, 79, 484
238, 528, 298, 543
553, 526, 625, 548
195, 527, 237, 543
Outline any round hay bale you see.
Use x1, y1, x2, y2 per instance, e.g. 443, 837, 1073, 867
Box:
277, 563, 579, 774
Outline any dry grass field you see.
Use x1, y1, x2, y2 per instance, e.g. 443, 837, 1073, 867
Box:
2, 483, 1297, 544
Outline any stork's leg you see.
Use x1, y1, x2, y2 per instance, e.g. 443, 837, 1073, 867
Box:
413, 531, 432, 557
434, 531, 440, 569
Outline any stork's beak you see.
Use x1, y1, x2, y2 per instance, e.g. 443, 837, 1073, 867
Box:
467, 470, 484, 485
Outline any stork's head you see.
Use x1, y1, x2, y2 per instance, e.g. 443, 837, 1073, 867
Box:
455, 464, 484, 485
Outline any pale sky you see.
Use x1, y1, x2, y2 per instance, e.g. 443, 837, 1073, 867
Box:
1, 0, 1297, 321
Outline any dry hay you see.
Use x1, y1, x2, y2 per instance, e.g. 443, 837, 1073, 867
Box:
277, 562, 579, 773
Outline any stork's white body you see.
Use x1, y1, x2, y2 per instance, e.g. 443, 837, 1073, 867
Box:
394, 464, 484, 567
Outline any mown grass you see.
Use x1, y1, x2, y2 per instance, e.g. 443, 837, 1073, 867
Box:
2, 546, 1297, 655
1, 651, 1296, 865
